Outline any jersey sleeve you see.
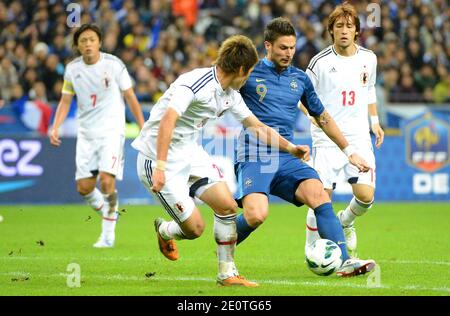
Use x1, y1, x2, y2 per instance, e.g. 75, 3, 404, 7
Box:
368, 54, 377, 104
301, 75, 324, 117
116, 60, 133, 91
229, 92, 252, 122
167, 84, 195, 116
305, 64, 319, 89
61, 67, 75, 95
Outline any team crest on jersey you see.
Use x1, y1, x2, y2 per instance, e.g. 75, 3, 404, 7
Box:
290, 79, 298, 91
102, 73, 110, 88
405, 112, 449, 172
175, 202, 185, 213
360, 71, 368, 85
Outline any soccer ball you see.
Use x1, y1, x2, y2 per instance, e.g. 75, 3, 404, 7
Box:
305, 239, 343, 276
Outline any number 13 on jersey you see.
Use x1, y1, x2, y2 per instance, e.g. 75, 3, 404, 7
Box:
341, 90, 355, 106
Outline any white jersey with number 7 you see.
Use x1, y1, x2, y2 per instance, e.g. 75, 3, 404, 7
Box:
61, 52, 133, 139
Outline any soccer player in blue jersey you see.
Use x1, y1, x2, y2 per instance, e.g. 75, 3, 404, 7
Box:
234, 17, 376, 277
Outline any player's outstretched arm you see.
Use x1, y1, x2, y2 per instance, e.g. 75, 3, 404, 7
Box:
123, 87, 145, 129
242, 114, 310, 160
49, 93, 73, 147
312, 110, 370, 172
152, 107, 179, 193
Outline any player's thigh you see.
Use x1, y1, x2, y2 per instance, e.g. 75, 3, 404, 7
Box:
295, 178, 331, 209
75, 136, 100, 181
271, 156, 323, 207
198, 181, 237, 216
312, 146, 347, 191
98, 134, 125, 181
136, 153, 196, 226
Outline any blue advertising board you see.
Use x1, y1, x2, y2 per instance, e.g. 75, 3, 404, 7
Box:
1, 110, 449, 204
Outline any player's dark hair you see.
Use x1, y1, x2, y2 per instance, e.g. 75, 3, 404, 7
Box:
328, 2, 360, 41
73, 23, 102, 46
264, 17, 296, 43
215, 35, 258, 75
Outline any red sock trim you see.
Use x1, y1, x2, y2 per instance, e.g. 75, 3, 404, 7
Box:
306, 224, 318, 231
216, 240, 237, 245
102, 217, 117, 222
94, 204, 104, 211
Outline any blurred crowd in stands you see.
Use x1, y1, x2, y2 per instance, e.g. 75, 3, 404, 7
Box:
0, 0, 449, 121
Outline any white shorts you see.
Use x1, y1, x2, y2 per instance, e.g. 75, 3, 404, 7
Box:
136, 143, 225, 224
75, 134, 125, 181
312, 141, 376, 190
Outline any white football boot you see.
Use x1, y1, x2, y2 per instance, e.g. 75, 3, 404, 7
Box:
93, 233, 115, 248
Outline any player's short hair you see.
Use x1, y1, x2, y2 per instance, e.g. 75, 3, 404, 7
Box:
328, 2, 360, 41
264, 17, 296, 43
73, 23, 102, 46
214, 35, 258, 75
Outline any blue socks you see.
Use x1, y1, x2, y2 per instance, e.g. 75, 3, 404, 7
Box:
314, 203, 350, 261
235, 213, 255, 245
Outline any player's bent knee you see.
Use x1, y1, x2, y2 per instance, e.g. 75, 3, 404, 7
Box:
355, 192, 374, 204
245, 207, 268, 227
215, 200, 238, 216
77, 184, 93, 196
183, 224, 205, 239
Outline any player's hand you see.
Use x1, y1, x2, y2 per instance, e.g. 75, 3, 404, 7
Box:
151, 168, 165, 193
348, 153, 370, 173
291, 145, 310, 161
372, 124, 384, 149
49, 128, 61, 147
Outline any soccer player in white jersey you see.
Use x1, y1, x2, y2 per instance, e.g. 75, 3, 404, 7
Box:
303, 3, 385, 257
132, 35, 311, 287
49, 24, 145, 248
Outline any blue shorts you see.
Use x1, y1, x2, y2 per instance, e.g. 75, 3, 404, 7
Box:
235, 155, 320, 207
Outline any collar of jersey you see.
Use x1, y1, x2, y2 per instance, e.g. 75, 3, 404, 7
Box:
82, 52, 104, 66
212, 65, 226, 93
331, 44, 360, 58
262, 57, 276, 68
262, 57, 290, 75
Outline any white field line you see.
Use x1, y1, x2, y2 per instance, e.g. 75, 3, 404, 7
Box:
1, 256, 450, 266
0, 271, 449, 294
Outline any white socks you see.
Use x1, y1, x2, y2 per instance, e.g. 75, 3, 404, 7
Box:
214, 213, 238, 280
83, 188, 104, 215
159, 220, 185, 240
340, 197, 373, 227
305, 208, 320, 248
101, 192, 119, 238
82, 188, 119, 240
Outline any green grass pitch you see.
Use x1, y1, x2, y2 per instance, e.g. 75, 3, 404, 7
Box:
0, 202, 449, 296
